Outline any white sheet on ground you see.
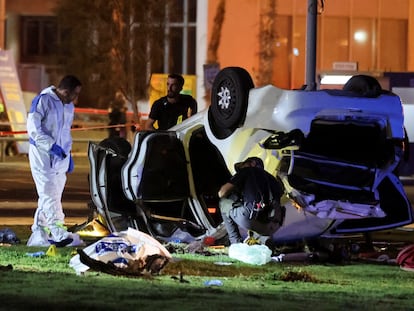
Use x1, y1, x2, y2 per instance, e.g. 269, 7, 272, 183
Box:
69, 227, 172, 274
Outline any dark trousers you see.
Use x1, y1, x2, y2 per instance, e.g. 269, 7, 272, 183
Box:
219, 198, 280, 245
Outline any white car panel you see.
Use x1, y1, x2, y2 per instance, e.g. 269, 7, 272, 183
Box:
87, 67, 413, 245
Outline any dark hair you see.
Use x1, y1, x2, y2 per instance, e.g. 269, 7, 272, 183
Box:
168, 73, 184, 88
58, 75, 82, 92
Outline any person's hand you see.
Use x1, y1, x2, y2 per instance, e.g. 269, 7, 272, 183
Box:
49, 144, 67, 160
67, 155, 74, 173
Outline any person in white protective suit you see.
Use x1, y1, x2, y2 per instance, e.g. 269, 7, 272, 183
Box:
26, 75, 84, 247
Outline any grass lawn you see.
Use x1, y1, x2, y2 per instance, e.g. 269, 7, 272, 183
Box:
1, 225, 414, 311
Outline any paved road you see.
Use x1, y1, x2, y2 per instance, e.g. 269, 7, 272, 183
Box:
0, 155, 91, 225
1, 155, 414, 228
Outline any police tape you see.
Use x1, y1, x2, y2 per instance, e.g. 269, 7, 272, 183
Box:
0, 122, 141, 137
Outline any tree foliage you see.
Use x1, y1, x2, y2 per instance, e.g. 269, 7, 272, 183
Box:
54, 0, 169, 120
257, 0, 277, 86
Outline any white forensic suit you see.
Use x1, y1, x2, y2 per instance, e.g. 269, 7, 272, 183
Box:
26, 86, 82, 247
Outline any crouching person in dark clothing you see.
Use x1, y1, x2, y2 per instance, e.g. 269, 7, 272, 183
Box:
218, 157, 285, 247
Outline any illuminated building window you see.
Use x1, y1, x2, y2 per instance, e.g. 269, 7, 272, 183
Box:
162, 0, 197, 75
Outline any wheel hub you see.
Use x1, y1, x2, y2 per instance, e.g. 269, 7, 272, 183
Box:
217, 86, 231, 110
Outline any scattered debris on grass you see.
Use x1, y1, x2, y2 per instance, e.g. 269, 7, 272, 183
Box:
171, 271, 190, 283
0, 264, 12, 271
279, 270, 320, 283
204, 279, 223, 286
0, 228, 20, 244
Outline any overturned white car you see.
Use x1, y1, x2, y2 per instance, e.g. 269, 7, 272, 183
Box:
87, 67, 413, 245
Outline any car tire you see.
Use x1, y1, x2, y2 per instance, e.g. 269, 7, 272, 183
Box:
342, 74, 382, 97
209, 67, 254, 134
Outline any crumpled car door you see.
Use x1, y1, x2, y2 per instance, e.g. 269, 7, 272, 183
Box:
265, 116, 413, 234
121, 131, 205, 240
88, 136, 136, 233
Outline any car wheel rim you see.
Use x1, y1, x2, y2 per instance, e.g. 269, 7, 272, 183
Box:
216, 80, 236, 121
218, 85, 232, 110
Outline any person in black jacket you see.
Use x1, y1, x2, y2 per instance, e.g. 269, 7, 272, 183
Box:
218, 157, 285, 246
